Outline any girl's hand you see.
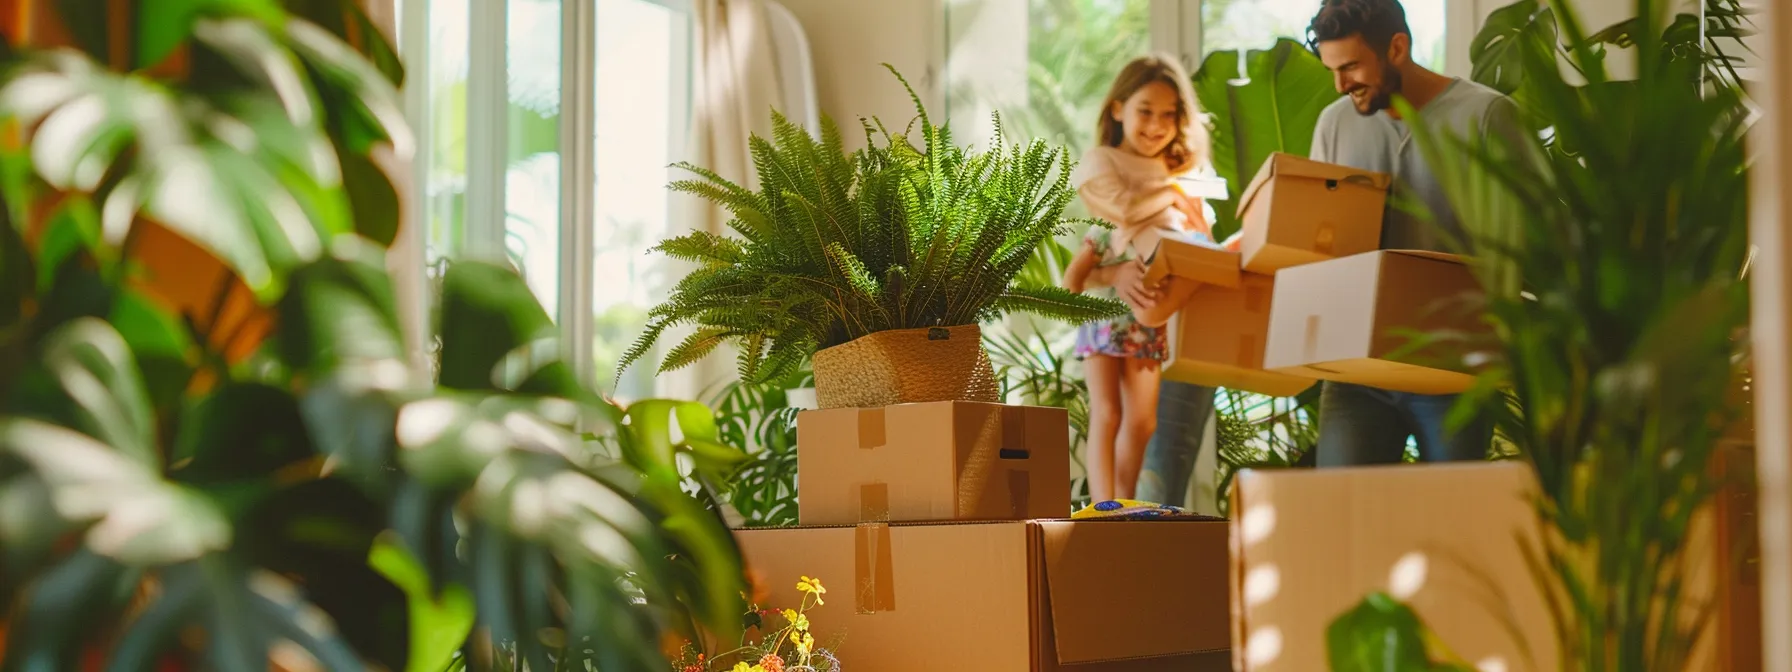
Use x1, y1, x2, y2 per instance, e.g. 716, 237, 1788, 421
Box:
1170, 188, 1213, 238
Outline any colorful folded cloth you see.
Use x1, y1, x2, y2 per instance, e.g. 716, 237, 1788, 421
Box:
1071, 498, 1196, 520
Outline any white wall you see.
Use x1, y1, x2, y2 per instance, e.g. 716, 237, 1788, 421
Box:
773, 0, 944, 151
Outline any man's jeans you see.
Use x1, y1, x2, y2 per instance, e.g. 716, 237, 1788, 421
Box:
1136, 380, 1214, 506
1315, 381, 1491, 466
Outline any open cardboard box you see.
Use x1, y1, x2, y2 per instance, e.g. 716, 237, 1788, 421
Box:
1230, 462, 1743, 672
796, 402, 1071, 525
1235, 153, 1390, 274
1135, 236, 1242, 329
736, 519, 1233, 671
1263, 249, 1487, 394
1162, 274, 1315, 397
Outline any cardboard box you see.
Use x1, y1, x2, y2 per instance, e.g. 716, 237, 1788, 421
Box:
1229, 462, 1735, 672
736, 519, 1233, 671
1263, 250, 1485, 394
1235, 153, 1391, 274
1142, 236, 1242, 289
1228, 463, 1553, 671
1163, 274, 1316, 397
1136, 237, 1243, 328
796, 402, 1071, 526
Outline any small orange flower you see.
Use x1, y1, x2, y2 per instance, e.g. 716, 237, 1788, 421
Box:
758, 653, 786, 672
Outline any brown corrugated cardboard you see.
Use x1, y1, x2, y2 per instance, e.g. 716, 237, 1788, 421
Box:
1163, 274, 1316, 397
735, 519, 1232, 671
1136, 237, 1242, 329
1262, 250, 1486, 394
796, 402, 1071, 526
1228, 463, 1551, 672
1229, 462, 1733, 672
1235, 153, 1391, 274
1142, 236, 1242, 289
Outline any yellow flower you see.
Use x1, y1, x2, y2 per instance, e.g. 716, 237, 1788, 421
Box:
795, 631, 815, 658
730, 663, 765, 672
781, 608, 809, 632
796, 576, 827, 605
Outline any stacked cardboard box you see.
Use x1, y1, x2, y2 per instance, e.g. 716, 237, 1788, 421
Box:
733, 400, 1234, 670
1146, 152, 1487, 395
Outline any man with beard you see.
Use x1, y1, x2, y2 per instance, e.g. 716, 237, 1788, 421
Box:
1304, 0, 1531, 466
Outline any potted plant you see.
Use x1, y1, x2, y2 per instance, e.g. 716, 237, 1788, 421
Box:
620, 66, 1125, 409
0, 3, 748, 670
1325, 1, 1754, 669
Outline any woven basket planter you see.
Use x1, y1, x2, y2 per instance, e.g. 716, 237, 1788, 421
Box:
811, 324, 1001, 409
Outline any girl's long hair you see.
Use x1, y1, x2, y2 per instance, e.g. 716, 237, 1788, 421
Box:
1095, 54, 1211, 175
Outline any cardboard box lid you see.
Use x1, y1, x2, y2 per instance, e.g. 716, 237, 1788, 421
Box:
1038, 520, 1232, 664
1143, 237, 1242, 288
1234, 152, 1394, 219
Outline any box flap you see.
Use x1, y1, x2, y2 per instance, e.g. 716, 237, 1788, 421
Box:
1234, 152, 1393, 218
1143, 237, 1242, 287
1039, 520, 1231, 663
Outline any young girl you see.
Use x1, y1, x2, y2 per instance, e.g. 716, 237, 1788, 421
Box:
1063, 54, 1214, 503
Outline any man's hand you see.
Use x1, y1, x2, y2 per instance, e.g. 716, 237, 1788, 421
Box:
1111, 259, 1162, 311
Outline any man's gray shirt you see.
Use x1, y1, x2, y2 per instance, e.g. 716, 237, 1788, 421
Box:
1309, 78, 1527, 253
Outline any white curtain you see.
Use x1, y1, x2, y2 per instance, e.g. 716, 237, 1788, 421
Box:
658, 0, 793, 401
357, 0, 431, 383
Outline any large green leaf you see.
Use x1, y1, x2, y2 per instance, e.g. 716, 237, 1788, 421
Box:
0, 419, 231, 564
436, 260, 556, 391
277, 242, 405, 373
1191, 38, 1339, 239
1467, 1, 1557, 129
1326, 592, 1474, 672
137, 0, 284, 69
39, 317, 157, 469
239, 478, 412, 670
370, 534, 474, 672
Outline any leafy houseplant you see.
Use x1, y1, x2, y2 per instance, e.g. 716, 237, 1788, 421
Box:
709, 365, 810, 528
620, 66, 1125, 409
1327, 0, 1753, 669
0, 2, 746, 670
1191, 37, 1340, 239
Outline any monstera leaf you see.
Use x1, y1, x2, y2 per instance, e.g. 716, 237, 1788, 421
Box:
1326, 592, 1475, 672
1469, 0, 1559, 130
1191, 38, 1339, 239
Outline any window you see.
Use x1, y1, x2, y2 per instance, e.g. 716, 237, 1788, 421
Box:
1201, 0, 1447, 70
593, 0, 692, 399
506, 0, 563, 317
945, 0, 1153, 158
404, 0, 693, 398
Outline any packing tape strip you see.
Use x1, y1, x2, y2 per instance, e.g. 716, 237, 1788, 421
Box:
854, 523, 896, 614
857, 407, 886, 449
1304, 315, 1322, 363
1007, 469, 1030, 519
858, 482, 890, 522
1236, 334, 1260, 367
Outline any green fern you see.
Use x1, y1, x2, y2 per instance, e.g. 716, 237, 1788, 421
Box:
622, 65, 1126, 383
